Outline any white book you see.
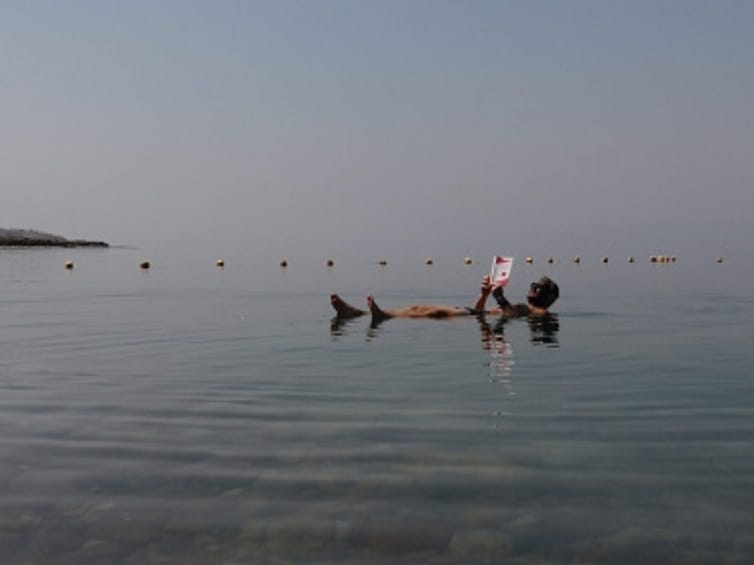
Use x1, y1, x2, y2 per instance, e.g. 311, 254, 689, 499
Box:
490, 256, 514, 287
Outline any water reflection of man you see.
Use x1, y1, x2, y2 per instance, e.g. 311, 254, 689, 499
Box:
528, 314, 560, 346
478, 316, 508, 351
477, 312, 560, 350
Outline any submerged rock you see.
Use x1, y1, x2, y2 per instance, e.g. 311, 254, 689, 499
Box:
349, 518, 451, 555
449, 529, 513, 559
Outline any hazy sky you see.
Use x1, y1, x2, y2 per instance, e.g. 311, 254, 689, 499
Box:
2, 1, 752, 258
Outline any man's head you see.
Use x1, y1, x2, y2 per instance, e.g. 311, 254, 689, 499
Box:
527, 277, 559, 310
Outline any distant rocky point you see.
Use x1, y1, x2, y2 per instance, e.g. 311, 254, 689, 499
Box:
0, 228, 108, 248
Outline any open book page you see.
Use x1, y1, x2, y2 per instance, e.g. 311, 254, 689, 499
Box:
490, 256, 514, 287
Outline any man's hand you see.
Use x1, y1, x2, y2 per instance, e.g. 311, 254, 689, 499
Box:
481, 274, 492, 295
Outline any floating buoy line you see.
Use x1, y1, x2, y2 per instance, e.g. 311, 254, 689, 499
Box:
46, 254, 732, 273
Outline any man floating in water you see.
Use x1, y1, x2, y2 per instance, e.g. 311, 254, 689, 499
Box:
330, 275, 559, 323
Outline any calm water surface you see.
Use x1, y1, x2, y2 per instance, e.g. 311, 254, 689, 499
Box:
1, 248, 752, 563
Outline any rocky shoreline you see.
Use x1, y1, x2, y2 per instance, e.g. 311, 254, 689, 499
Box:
0, 228, 109, 248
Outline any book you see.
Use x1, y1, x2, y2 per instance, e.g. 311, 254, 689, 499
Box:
490, 256, 514, 287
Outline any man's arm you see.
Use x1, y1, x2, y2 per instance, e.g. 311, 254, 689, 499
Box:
492, 285, 517, 317
472, 275, 493, 313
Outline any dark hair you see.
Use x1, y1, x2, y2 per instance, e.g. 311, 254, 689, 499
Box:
528, 277, 559, 309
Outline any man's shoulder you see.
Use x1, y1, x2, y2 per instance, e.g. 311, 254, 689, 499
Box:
514, 303, 530, 317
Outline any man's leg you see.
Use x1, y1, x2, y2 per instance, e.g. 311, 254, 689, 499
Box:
330, 294, 366, 318
367, 295, 392, 322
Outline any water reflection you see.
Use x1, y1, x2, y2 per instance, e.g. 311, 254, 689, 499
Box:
478, 316, 511, 354
330, 315, 359, 338
528, 313, 560, 347
478, 317, 515, 428
477, 315, 560, 427
329, 313, 392, 340
332, 312, 561, 348
477, 313, 560, 350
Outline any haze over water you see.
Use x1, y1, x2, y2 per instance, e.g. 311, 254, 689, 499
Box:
0, 247, 751, 563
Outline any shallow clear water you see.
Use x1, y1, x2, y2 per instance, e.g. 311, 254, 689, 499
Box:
1, 248, 752, 564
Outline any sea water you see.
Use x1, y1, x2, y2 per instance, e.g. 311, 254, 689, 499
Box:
0, 247, 752, 563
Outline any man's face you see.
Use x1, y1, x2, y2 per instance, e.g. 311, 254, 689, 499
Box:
527, 277, 558, 308
527, 280, 545, 303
